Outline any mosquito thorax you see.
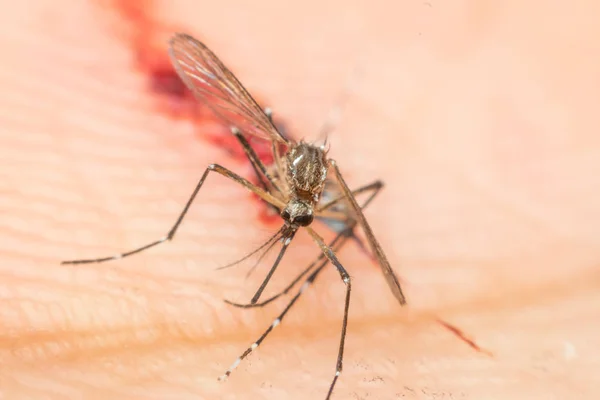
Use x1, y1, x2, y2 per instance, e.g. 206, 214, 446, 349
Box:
285, 142, 329, 202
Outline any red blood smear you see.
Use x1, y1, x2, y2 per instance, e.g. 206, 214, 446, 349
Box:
435, 318, 493, 356
97, 0, 282, 225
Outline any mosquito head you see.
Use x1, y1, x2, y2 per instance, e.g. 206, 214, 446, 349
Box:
281, 199, 314, 227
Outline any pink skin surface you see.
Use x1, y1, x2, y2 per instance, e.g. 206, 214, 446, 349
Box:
2, 1, 600, 399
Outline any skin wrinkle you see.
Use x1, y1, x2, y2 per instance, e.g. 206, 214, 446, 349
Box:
5, 261, 595, 371
2, 1, 600, 399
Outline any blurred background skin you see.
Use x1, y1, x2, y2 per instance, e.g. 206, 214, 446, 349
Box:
1, 0, 600, 399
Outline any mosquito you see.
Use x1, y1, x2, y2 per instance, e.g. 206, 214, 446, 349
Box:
166, 35, 405, 399
61, 33, 483, 399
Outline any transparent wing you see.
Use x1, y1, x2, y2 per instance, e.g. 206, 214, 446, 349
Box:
168, 33, 290, 145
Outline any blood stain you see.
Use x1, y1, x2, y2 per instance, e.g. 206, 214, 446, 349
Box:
94, 0, 285, 225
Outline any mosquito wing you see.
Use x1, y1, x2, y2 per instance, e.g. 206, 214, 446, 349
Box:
168, 33, 290, 146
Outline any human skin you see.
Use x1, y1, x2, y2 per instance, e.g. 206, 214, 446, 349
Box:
2, 1, 600, 399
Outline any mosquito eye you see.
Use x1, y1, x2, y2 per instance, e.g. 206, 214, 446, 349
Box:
281, 209, 291, 221
294, 213, 313, 227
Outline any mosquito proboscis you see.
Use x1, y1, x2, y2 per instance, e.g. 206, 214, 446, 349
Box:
62, 33, 486, 399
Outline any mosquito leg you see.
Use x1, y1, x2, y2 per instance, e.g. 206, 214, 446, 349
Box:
219, 226, 352, 400
249, 229, 297, 304
314, 184, 383, 231
316, 180, 382, 213
234, 131, 269, 192
305, 226, 351, 400
62, 164, 285, 265
317, 180, 383, 261
225, 225, 353, 308
327, 164, 489, 353
218, 239, 333, 382
231, 127, 284, 196
328, 161, 406, 305
316, 215, 373, 261
227, 180, 383, 309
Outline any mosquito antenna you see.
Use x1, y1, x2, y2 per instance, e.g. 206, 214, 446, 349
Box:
250, 228, 297, 304
215, 226, 283, 271
316, 62, 364, 146
226, 221, 354, 308
244, 233, 281, 279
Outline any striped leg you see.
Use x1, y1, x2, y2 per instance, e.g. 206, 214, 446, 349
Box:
218, 256, 326, 381
62, 164, 284, 265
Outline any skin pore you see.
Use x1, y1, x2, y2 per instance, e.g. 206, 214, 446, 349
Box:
2, 1, 600, 399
